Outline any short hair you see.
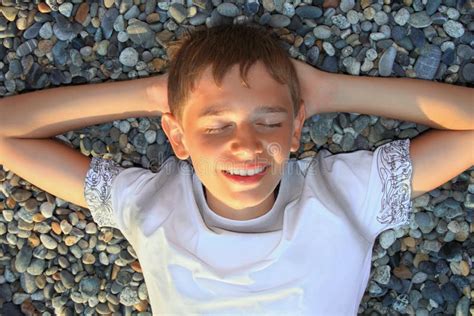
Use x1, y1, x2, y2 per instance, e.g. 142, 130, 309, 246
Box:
165, 22, 302, 123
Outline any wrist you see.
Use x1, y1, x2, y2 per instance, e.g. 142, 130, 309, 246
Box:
145, 73, 169, 116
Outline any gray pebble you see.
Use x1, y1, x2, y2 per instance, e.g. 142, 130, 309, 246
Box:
408, 11, 432, 28
443, 20, 465, 38
169, 3, 188, 22
15, 244, 33, 273
124, 5, 140, 20
39, 234, 58, 250
378, 46, 397, 76
119, 47, 139, 67
101, 7, 119, 39
414, 45, 441, 80
16, 39, 37, 57
340, 0, 355, 13
269, 14, 290, 28
58, 2, 73, 17
39, 22, 52, 39
23, 22, 42, 40
295, 6, 322, 19
462, 63, 474, 82
313, 25, 332, 39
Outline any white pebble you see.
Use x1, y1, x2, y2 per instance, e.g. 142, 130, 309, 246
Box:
394, 8, 410, 26
446, 8, 460, 20
322, 42, 335, 56
119, 47, 139, 67
366, 48, 378, 61
59, 2, 73, 17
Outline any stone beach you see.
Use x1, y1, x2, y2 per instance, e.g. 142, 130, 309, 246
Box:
0, 0, 473, 315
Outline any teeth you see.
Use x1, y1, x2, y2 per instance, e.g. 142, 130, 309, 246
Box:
226, 166, 266, 176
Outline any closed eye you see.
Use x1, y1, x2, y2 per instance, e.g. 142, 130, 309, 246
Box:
205, 123, 282, 134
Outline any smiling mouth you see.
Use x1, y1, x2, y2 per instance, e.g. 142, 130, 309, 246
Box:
221, 166, 269, 184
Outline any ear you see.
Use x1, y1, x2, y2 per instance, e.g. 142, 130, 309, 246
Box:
290, 100, 306, 153
161, 113, 190, 160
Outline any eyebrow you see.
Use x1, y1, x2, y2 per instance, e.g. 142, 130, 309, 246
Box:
198, 105, 289, 118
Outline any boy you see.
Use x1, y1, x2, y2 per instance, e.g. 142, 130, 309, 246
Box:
0, 23, 472, 315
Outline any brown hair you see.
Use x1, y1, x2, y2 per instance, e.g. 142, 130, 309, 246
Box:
165, 22, 302, 123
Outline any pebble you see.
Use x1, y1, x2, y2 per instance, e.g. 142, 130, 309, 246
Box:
414, 45, 441, 80
295, 6, 322, 19
58, 2, 73, 17
339, 0, 355, 13
443, 20, 465, 38
39, 22, 52, 39
119, 47, 139, 67
378, 46, 397, 76
408, 11, 432, 28
313, 25, 332, 39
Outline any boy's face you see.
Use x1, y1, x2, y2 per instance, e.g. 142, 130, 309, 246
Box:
161, 61, 305, 213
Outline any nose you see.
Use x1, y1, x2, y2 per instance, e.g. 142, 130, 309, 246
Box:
230, 125, 264, 158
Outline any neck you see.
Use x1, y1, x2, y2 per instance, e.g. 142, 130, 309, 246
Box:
204, 184, 280, 221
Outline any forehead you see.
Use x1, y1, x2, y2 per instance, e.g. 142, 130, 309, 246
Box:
183, 62, 293, 121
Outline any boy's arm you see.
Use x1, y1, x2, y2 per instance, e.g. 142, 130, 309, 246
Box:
292, 59, 473, 131
0, 74, 168, 210
0, 73, 168, 139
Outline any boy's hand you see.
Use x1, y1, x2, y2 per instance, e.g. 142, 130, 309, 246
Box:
291, 59, 335, 118
147, 73, 170, 115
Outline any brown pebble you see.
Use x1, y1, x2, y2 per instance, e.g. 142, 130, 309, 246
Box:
28, 234, 41, 247
459, 260, 470, 276
76, 211, 86, 220
21, 299, 39, 316
104, 0, 115, 9
134, 300, 149, 312
37, 2, 51, 13
146, 12, 160, 24
151, 58, 167, 72
32, 213, 45, 223
393, 265, 412, 279
361, 0, 372, 9
413, 253, 429, 268
64, 236, 79, 246
303, 143, 314, 151
403, 236, 416, 247
75, 2, 89, 24
51, 221, 62, 235
323, 0, 340, 8
6, 197, 16, 209
111, 264, 120, 280
82, 253, 96, 264
52, 272, 61, 281
131, 260, 142, 273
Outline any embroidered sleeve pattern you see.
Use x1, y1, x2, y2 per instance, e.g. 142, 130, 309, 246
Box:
84, 157, 125, 228
375, 139, 413, 227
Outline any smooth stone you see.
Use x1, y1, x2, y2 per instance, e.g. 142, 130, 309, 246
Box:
39, 234, 58, 249
79, 276, 100, 297
119, 287, 140, 306
23, 22, 42, 40
53, 13, 81, 41
441, 48, 455, 65
15, 245, 33, 273
313, 25, 332, 39
0, 6, 18, 22
52, 40, 68, 65
124, 5, 140, 20
461, 63, 474, 82
119, 47, 139, 67
269, 14, 290, 28
101, 7, 119, 39
58, 2, 73, 17
339, 0, 355, 13
331, 14, 350, 29
431, 12, 448, 25
16, 39, 38, 57
425, 0, 441, 15
392, 25, 407, 41
408, 27, 425, 48
374, 11, 389, 25
39, 21, 53, 39
295, 6, 322, 19
127, 20, 154, 47
321, 55, 338, 73
443, 20, 464, 38
414, 45, 441, 80
216, 3, 239, 17
306, 46, 319, 66
394, 8, 410, 26
169, 3, 187, 22
378, 46, 397, 76
408, 11, 432, 28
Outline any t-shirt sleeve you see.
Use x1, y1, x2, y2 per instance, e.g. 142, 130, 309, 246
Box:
83, 157, 154, 233
315, 139, 414, 241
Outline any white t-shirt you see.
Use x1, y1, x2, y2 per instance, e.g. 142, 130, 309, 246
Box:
84, 139, 413, 315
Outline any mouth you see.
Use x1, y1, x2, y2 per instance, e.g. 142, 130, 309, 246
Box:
221, 166, 269, 185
